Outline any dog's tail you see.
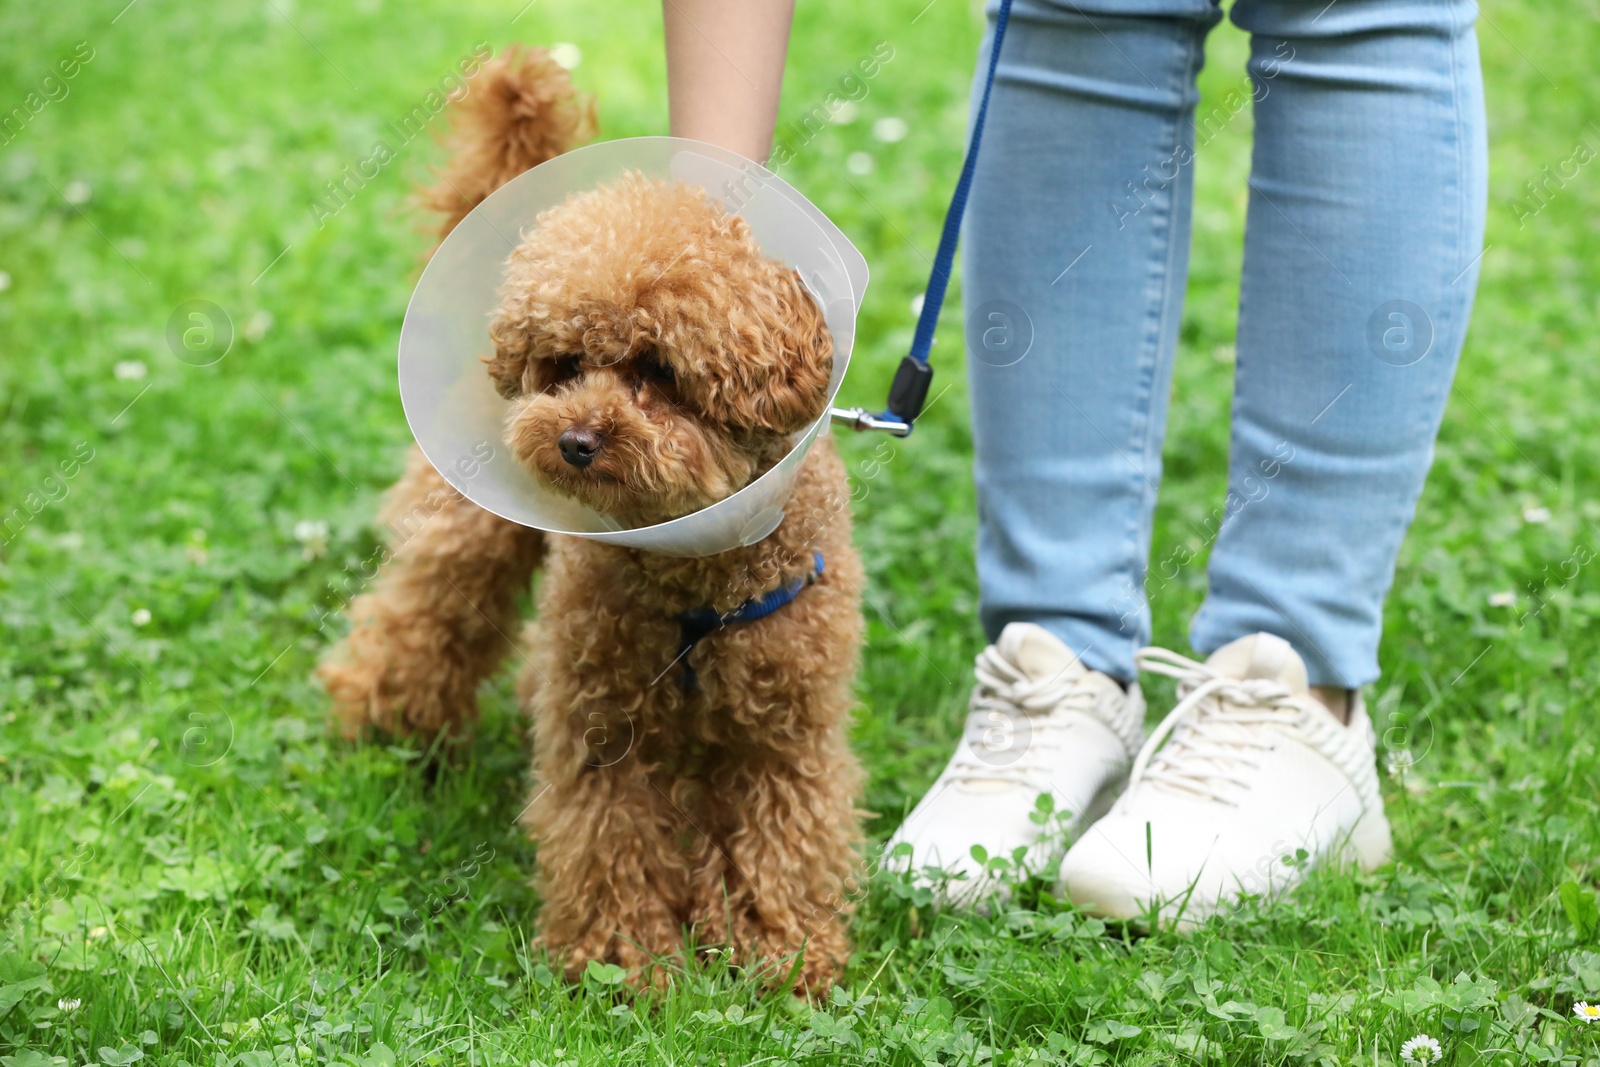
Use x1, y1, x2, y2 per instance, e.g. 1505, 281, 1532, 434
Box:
422, 45, 597, 241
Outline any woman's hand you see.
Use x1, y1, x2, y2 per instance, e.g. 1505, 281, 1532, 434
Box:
662, 0, 795, 163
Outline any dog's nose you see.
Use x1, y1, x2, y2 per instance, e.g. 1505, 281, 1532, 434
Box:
558, 427, 603, 468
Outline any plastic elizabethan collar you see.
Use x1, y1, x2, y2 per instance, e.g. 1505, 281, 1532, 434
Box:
397, 136, 868, 557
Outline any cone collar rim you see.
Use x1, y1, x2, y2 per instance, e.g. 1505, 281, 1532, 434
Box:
397, 136, 867, 556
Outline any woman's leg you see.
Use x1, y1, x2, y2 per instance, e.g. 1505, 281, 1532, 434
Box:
1055, 0, 1488, 924
1190, 0, 1488, 686
965, 0, 1223, 683
886, 0, 1223, 898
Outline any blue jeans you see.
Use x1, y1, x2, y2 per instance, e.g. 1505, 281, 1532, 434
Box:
964, 0, 1487, 686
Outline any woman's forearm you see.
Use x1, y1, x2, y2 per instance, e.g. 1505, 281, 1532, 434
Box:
662, 0, 795, 163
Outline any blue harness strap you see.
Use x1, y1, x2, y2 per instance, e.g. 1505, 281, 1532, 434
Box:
878, 0, 1015, 431
675, 552, 825, 690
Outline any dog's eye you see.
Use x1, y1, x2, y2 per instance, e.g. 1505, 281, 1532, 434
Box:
547, 355, 584, 388
637, 353, 675, 386
629, 353, 677, 398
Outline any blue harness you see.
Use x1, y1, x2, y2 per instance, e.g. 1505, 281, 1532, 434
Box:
675, 552, 824, 690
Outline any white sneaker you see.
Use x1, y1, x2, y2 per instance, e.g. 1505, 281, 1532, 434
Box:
1058, 633, 1392, 927
884, 623, 1145, 906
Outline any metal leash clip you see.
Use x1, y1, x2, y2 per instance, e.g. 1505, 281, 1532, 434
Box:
829, 407, 912, 436
827, 354, 932, 438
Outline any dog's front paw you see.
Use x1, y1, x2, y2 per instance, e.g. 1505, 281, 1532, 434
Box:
543, 930, 683, 994
698, 911, 850, 998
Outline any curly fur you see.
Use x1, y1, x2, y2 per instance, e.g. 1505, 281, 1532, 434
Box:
421, 45, 597, 240
318, 49, 865, 996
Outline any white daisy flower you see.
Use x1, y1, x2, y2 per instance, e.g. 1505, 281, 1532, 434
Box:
1522, 505, 1552, 524
830, 100, 859, 125
114, 359, 148, 380
63, 180, 92, 205
187, 528, 209, 564
846, 151, 875, 176
549, 42, 582, 70
0, 269, 11, 291
909, 292, 925, 316
58, 997, 81, 1012
872, 116, 909, 143
1487, 591, 1516, 608
1400, 1034, 1442, 1064
1575, 1000, 1600, 1023
294, 519, 330, 560
1385, 748, 1415, 780
242, 309, 274, 343
131, 608, 152, 627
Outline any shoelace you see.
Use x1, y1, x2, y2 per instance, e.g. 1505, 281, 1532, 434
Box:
947, 644, 1098, 789
1129, 647, 1309, 805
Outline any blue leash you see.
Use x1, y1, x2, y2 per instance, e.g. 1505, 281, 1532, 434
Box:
831, 0, 1014, 437
675, 12, 1014, 681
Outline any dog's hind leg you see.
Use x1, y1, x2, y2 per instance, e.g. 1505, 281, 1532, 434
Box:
317, 446, 544, 740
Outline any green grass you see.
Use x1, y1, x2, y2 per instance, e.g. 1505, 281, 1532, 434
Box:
3, 0, 1599, 1064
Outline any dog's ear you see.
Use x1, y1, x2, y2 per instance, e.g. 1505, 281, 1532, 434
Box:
708, 265, 835, 436
422, 45, 597, 243
485, 316, 534, 399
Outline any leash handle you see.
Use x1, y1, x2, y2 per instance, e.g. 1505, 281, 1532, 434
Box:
832, 0, 1014, 437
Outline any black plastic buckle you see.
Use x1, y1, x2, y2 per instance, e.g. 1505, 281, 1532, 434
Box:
886, 356, 933, 427
828, 354, 933, 437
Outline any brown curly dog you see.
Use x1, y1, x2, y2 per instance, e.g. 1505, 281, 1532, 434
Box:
317, 47, 865, 996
